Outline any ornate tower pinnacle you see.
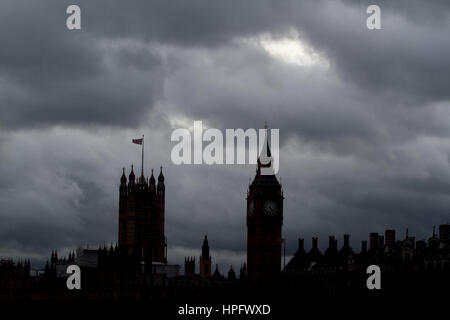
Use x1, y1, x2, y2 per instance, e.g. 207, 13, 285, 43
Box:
200, 235, 212, 279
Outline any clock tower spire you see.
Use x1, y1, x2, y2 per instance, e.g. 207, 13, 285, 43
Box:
246, 123, 283, 286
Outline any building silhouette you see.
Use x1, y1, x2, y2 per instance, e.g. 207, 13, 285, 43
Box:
1, 140, 450, 302
199, 235, 211, 279
282, 225, 450, 295
119, 165, 166, 264
246, 133, 284, 285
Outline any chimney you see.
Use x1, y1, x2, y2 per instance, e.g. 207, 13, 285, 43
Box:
312, 237, 318, 250
370, 233, 379, 250
361, 240, 367, 253
328, 236, 335, 249
344, 234, 350, 248
298, 238, 304, 251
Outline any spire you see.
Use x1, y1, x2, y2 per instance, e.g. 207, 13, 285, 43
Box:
157, 166, 165, 196
257, 121, 272, 175
227, 265, 236, 280
150, 169, 155, 184
158, 166, 164, 182
149, 168, 156, 192
141, 134, 144, 178
264, 121, 271, 157
129, 164, 135, 184
213, 264, 221, 279
121, 167, 127, 184
202, 235, 210, 258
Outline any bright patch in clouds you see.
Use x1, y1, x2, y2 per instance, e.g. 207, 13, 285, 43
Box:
254, 32, 329, 67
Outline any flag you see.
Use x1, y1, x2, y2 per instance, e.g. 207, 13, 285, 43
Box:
132, 138, 143, 145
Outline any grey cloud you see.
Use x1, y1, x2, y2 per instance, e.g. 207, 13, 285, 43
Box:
0, 1, 164, 129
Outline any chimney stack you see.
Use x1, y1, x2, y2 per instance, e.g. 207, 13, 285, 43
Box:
361, 240, 367, 253
344, 234, 350, 248
298, 238, 304, 251
370, 233, 379, 250
312, 237, 318, 250
328, 236, 335, 249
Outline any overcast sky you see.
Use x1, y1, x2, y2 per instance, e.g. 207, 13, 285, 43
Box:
1, 0, 450, 272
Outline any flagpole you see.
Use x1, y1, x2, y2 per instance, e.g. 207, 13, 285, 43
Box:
141, 134, 144, 178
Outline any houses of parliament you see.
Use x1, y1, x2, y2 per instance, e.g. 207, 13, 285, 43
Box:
1, 142, 450, 302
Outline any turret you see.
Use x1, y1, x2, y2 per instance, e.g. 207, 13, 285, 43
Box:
213, 264, 223, 280
120, 168, 127, 197
227, 265, 236, 280
157, 166, 165, 196
128, 164, 135, 189
149, 169, 156, 192
202, 235, 210, 258
120, 167, 127, 185
200, 235, 212, 278
51, 250, 58, 266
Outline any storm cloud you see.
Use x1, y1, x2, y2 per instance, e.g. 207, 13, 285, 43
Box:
1, 0, 450, 273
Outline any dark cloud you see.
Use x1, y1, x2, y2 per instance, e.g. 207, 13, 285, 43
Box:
0, 1, 164, 129
1, 0, 450, 270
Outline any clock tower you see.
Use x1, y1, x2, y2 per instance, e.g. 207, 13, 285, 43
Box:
246, 129, 283, 286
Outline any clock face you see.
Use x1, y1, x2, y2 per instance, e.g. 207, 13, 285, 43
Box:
263, 201, 278, 216
248, 200, 255, 216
